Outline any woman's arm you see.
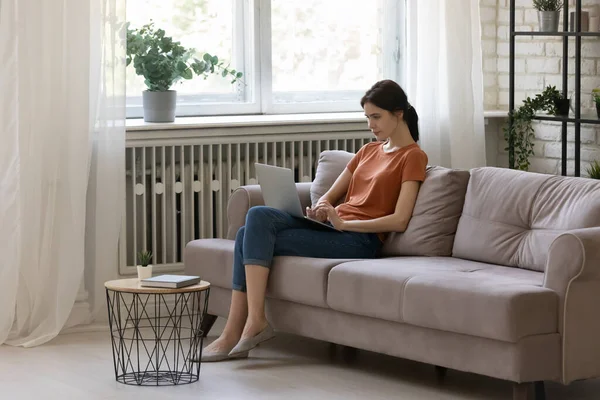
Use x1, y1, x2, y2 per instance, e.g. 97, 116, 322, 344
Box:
306, 168, 353, 222
317, 168, 352, 205
309, 145, 368, 220
316, 180, 421, 233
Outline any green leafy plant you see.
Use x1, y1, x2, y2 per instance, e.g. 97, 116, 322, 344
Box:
126, 22, 243, 92
504, 85, 564, 171
533, 0, 563, 11
586, 160, 600, 179
137, 250, 153, 267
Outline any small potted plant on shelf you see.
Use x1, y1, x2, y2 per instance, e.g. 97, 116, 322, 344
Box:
533, 0, 563, 32
586, 160, 600, 179
593, 89, 600, 118
126, 22, 243, 123
137, 250, 153, 280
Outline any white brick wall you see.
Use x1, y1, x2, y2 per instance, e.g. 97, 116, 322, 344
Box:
480, 0, 600, 176
494, 121, 600, 175
481, 2, 499, 110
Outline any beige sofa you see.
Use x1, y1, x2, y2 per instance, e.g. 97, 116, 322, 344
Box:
184, 152, 600, 400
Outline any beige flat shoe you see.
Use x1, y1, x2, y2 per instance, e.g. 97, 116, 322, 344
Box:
228, 324, 275, 357
191, 348, 249, 363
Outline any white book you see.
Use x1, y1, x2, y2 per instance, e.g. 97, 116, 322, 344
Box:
141, 274, 201, 289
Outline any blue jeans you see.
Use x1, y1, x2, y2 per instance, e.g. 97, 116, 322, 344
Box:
232, 206, 382, 292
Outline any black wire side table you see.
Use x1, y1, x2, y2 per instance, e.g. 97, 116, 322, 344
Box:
104, 278, 210, 386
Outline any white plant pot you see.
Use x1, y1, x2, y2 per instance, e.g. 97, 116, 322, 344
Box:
137, 265, 153, 280
142, 90, 177, 122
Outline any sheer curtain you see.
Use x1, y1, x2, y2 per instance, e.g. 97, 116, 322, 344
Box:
405, 0, 487, 169
0, 0, 125, 347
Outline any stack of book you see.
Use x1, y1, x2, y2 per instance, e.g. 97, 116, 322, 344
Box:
141, 275, 201, 289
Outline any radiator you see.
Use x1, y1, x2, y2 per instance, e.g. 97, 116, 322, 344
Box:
122, 135, 373, 273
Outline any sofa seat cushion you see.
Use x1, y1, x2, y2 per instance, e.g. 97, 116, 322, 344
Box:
184, 239, 355, 308
267, 256, 360, 308
327, 257, 558, 342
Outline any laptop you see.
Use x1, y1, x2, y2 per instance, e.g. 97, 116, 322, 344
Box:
254, 163, 341, 232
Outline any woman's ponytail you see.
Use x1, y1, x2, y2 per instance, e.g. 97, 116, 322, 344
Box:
403, 105, 419, 142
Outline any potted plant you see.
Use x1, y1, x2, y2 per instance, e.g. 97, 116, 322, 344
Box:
533, 0, 563, 32
587, 160, 600, 179
504, 85, 564, 171
593, 89, 600, 118
137, 250, 153, 280
126, 22, 243, 122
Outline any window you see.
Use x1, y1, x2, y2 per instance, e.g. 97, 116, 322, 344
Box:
125, 0, 405, 118
125, 0, 253, 118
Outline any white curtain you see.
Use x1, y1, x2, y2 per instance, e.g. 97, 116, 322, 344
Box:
0, 0, 125, 347
406, 0, 487, 169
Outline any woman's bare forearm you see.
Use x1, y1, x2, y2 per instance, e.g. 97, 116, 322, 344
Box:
341, 214, 409, 233
317, 169, 352, 206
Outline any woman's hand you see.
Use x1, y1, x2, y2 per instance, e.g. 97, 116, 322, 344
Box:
314, 201, 346, 230
305, 204, 327, 222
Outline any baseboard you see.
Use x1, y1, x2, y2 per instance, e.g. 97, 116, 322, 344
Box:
60, 323, 109, 335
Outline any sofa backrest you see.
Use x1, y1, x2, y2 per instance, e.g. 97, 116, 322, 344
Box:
311, 150, 471, 257
452, 167, 600, 272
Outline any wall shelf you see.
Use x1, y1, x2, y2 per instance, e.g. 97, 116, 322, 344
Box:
512, 31, 600, 37
532, 114, 600, 125
509, 0, 596, 176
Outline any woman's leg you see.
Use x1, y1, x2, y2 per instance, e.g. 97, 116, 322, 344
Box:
241, 264, 270, 339
234, 206, 317, 340
237, 206, 382, 341
273, 228, 381, 260
203, 227, 249, 353
203, 291, 247, 353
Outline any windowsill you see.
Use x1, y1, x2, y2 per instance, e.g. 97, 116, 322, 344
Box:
125, 110, 509, 132
484, 110, 509, 118
125, 112, 367, 131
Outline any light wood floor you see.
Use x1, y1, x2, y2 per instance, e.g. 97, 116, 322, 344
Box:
1, 319, 599, 400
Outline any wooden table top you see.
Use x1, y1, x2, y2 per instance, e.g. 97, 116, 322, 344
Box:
104, 278, 210, 294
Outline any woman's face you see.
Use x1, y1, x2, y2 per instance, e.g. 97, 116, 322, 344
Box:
363, 102, 402, 141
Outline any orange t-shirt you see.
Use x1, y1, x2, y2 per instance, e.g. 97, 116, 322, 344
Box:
336, 141, 428, 239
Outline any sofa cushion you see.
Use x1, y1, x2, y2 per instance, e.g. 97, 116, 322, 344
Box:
452, 167, 600, 272
184, 239, 354, 308
327, 257, 558, 342
311, 149, 471, 256
402, 267, 558, 342
267, 256, 359, 308
310, 150, 354, 206
382, 166, 470, 257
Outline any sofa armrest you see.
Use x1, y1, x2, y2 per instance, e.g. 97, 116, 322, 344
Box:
225, 182, 313, 239
543, 227, 600, 384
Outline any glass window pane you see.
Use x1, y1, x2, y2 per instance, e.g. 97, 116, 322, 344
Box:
271, 0, 384, 99
126, 0, 237, 98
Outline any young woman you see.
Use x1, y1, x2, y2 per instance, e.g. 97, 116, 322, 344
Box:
199, 79, 428, 362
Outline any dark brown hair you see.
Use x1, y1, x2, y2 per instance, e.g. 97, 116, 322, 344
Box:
360, 80, 419, 142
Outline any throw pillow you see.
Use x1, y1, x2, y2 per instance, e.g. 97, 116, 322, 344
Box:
310, 150, 354, 206
381, 166, 471, 257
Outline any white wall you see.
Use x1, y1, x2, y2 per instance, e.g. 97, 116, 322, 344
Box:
480, 0, 600, 175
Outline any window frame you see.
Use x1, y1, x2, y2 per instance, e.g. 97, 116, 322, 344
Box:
125, 0, 406, 118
